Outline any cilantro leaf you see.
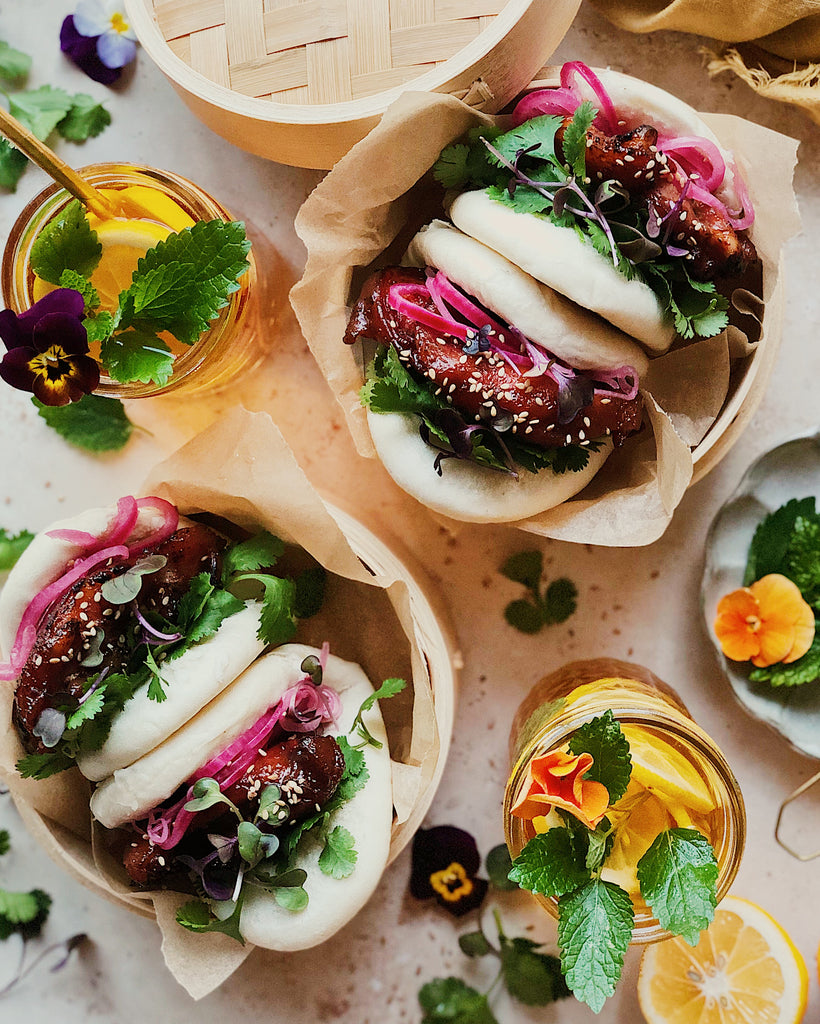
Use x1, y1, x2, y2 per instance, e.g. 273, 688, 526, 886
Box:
232, 574, 296, 647
568, 710, 632, 803
745, 498, 817, 584
293, 566, 326, 619
145, 648, 168, 703
56, 93, 111, 142
334, 736, 369, 801
29, 199, 101, 284
74, 670, 146, 753
175, 573, 214, 632
637, 828, 718, 945
361, 346, 441, 417
432, 126, 504, 190
557, 878, 633, 1012
561, 101, 596, 179
318, 826, 357, 879
0, 888, 51, 941
9, 85, 73, 139
489, 115, 562, 170
500, 550, 543, 589
33, 395, 133, 453
350, 677, 406, 748
15, 751, 74, 779
182, 584, 244, 645
0, 830, 10, 856
0, 41, 31, 83
508, 828, 590, 897
432, 142, 473, 189
65, 688, 107, 730
749, 630, 820, 687
175, 897, 245, 945
117, 219, 250, 344
543, 578, 577, 624
58, 269, 100, 310
499, 935, 570, 1005
504, 599, 545, 634
0, 527, 34, 570
0, 139, 28, 191
223, 531, 285, 578
100, 329, 174, 386
419, 977, 498, 1024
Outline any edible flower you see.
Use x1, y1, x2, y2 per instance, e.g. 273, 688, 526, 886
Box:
509, 747, 609, 830
715, 573, 815, 668
409, 826, 488, 917
0, 289, 100, 406
60, 0, 137, 84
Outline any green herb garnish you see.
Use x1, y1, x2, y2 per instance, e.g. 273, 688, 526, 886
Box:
500, 549, 577, 634
0, 527, 33, 570
33, 394, 134, 453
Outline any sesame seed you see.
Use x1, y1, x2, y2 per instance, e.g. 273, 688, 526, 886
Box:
80, 601, 89, 610
427, 369, 436, 379
583, 416, 591, 427
579, 430, 586, 440
525, 426, 533, 434
601, 398, 611, 405
158, 856, 166, 867
623, 154, 634, 163
566, 434, 572, 444
79, 612, 88, 622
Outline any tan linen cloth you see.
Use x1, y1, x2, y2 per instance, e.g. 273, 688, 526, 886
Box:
588, 0, 820, 123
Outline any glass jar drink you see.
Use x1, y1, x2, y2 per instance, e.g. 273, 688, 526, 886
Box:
2, 163, 270, 398
504, 658, 746, 944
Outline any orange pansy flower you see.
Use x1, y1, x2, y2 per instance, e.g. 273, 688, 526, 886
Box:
510, 747, 610, 829
714, 573, 815, 668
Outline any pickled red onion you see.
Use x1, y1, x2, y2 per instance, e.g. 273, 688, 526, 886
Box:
46, 496, 140, 551
128, 497, 179, 557
658, 135, 725, 193
560, 61, 618, 133
0, 544, 129, 681
509, 87, 582, 127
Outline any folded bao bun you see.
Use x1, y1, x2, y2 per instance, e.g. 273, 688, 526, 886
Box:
404, 221, 650, 376
0, 502, 265, 773
91, 644, 393, 952
448, 190, 675, 353
368, 408, 613, 523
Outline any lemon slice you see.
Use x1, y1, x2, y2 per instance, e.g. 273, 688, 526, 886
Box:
602, 781, 671, 894
87, 219, 173, 310
638, 896, 808, 1024
622, 724, 716, 815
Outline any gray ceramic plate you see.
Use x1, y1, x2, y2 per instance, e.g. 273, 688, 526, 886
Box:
702, 430, 820, 760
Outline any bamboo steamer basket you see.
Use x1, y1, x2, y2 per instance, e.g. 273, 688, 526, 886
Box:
124, 0, 582, 169
8, 504, 458, 923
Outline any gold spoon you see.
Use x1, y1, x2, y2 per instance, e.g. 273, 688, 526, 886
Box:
0, 105, 118, 218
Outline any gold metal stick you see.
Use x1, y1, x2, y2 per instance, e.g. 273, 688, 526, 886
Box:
0, 106, 117, 218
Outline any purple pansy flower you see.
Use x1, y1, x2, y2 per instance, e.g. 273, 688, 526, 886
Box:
409, 825, 489, 917
0, 289, 100, 406
60, 0, 137, 85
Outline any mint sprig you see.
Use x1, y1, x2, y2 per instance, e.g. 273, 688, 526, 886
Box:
637, 828, 718, 945
557, 879, 634, 1013
568, 710, 632, 803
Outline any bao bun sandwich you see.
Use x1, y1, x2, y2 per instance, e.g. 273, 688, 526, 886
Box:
0, 496, 399, 948
344, 62, 759, 523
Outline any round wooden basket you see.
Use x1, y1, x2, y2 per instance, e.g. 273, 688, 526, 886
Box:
124, 0, 581, 168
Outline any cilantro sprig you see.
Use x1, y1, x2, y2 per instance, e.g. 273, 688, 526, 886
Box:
500, 550, 577, 634
508, 713, 719, 1011
362, 346, 600, 479
434, 105, 730, 341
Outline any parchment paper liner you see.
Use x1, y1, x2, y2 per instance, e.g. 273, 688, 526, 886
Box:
291, 75, 799, 546
0, 409, 457, 998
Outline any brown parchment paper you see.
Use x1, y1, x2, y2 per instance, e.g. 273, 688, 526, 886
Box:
291, 81, 799, 547
0, 408, 449, 998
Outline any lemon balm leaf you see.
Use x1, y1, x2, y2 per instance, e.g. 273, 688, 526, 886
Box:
56, 93, 111, 142
100, 328, 174, 386
557, 878, 633, 1012
508, 828, 590, 897
30, 199, 102, 283
568, 710, 632, 803
0, 41, 32, 83
9, 85, 73, 140
418, 977, 499, 1024
33, 394, 133, 453
0, 139, 28, 191
637, 828, 718, 946
117, 219, 250, 344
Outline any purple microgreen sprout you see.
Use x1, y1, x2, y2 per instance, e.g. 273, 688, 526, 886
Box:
299, 654, 323, 687
0, 933, 87, 998
463, 324, 493, 355
255, 785, 283, 825
132, 604, 182, 646
184, 777, 242, 822
207, 834, 237, 865
78, 628, 104, 667
176, 848, 236, 901
100, 553, 167, 605
31, 708, 66, 749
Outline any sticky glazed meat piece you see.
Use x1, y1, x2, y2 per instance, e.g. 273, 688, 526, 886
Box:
120, 734, 346, 887
556, 119, 758, 282
345, 267, 643, 448
13, 523, 225, 744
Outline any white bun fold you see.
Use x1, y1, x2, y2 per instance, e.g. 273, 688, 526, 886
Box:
368, 408, 612, 523
77, 602, 265, 781
449, 190, 675, 353
239, 652, 392, 950
0, 503, 182, 659
404, 220, 649, 376
90, 643, 323, 829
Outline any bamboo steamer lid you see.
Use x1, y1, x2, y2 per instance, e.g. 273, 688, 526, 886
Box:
124, 0, 582, 168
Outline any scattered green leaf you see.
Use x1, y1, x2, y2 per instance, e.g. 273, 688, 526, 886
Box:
637, 828, 718, 945
33, 394, 134, 453
0, 527, 34, 570
318, 826, 357, 879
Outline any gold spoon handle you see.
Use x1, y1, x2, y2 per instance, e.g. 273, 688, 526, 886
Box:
0, 106, 116, 218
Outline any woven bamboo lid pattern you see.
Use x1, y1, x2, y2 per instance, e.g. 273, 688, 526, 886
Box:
127, 0, 581, 167
153, 0, 514, 104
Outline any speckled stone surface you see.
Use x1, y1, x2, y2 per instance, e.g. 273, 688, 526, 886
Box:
1, 2, 819, 1021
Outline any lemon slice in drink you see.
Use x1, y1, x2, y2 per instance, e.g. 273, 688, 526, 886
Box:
601, 781, 671, 894
89, 219, 174, 311
622, 724, 716, 815
638, 896, 808, 1024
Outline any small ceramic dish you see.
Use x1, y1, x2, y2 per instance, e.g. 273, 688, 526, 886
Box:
702, 428, 820, 759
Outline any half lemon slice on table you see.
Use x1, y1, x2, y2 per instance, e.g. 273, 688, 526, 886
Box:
638, 895, 808, 1024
